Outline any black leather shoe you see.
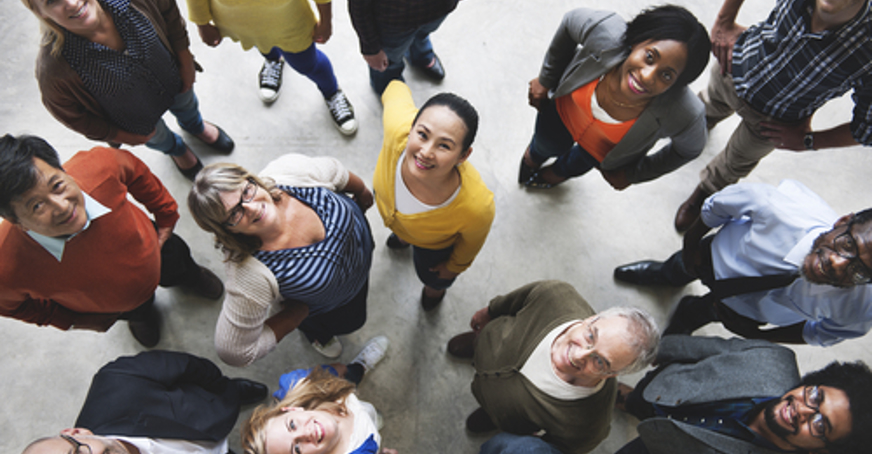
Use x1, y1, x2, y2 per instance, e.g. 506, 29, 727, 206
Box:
421, 287, 446, 311
128, 304, 161, 348
466, 407, 497, 433
518, 156, 537, 184
415, 54, 445, 81
187, 266, 224, 300
447, 331, 476, 359
202, 124, 235, 154
174, 154, 204, 181
613, 260, 669, 286
232, 378, 268, 406
386, 233, 410, 249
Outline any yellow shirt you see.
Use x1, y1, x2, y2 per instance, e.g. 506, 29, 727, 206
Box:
186, 0, 329, 54
373, 81, 495, 274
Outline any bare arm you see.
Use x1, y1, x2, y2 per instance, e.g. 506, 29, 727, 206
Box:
264, 302, 310, 342
760, 121, 860, 151
313, 2, 333, 44
342, 171, 374, 212
711, 0, 748, 73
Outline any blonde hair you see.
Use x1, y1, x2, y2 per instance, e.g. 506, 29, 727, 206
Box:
21, 0, 68, 56
242, 368, 355, 454
187, 162, 283, 262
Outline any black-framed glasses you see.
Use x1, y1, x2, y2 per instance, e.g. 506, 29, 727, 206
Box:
577, 317, 614, 376
224, 179, 257, 227
60, 434, 93, 454
803, 385, 829, 442
831, 217, 872, 285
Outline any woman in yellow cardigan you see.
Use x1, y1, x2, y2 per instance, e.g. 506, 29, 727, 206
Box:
373, 81, 495, 310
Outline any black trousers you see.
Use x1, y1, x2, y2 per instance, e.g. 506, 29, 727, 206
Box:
298, 280, 369, 345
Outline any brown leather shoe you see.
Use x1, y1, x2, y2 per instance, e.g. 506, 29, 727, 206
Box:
189, 266, 225, 300
674, 185, 711, 232
465, 407, 497, 433
447, 331, 476, 358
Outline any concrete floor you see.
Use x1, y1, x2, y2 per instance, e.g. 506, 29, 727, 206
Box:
2, 0, 872, 452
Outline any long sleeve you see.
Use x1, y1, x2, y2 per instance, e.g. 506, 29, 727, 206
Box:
348, 0, 382, 55
215, 256, 282, 367
538, 9, 621, 90
112, 148, 179, 228
185, 0, 214, 25
260, 153, 350, 191
97, 350, 229, 393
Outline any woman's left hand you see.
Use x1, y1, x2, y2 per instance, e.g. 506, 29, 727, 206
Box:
176, 48, 196, 92
599, 168, 631, 190
430, 262, 460, 280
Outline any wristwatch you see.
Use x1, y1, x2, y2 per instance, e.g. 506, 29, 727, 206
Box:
803, 132, 815, 150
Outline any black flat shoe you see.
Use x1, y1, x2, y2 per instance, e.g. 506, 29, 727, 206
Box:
386, 233, 410, 249
174, 154, 204, 181
415, 54, 445, 81
518, 156, 537, 184
201, 124, 235, 153
421, 287, 446, 311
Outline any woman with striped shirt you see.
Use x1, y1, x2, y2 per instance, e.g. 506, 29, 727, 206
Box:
188, 154, 374, 366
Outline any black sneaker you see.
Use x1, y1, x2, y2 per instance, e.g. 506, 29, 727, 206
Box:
258, 58, 283, 103
325, 89, 358, 135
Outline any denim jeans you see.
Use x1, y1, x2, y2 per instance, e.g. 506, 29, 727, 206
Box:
263, 44, 338, 98
369, 15, 447, 94
479, 433, 562, 454
528, 99, 600, 178
146, 89, 205, 157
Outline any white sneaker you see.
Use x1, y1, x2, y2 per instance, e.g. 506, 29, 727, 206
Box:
350, 335, 389, 372
325, 89, 358, 135
311, 336, 342, 358
258, 58, 283, 104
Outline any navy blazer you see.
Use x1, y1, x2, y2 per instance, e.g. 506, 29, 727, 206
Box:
537, 8, 707, 184
75, 351, 241, 441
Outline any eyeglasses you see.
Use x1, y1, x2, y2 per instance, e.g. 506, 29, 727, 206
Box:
577, 317, 614, 376
831, 217, 872, 285
224, 179, 257, 227
803, 385, 829, 442
60, 434, 93, 454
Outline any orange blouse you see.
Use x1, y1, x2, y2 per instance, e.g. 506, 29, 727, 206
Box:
555, 79, 635, 162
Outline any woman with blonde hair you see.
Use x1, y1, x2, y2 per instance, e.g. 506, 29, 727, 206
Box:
188, 154, 374, 364
242, 336, 396, 454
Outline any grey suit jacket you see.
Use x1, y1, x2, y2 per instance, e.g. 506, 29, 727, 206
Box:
537, 8, 706, 184
636, 336, 799, 454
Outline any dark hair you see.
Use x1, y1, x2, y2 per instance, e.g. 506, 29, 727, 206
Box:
623, 4, 711, 88
851, 207, 872, 227
0, 134, 63, 222
799, 361, 872, 454
412, 92, 479, 152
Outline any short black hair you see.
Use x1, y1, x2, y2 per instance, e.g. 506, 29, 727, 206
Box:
799, 361, 872, 454
623, 4, 711, 88
412, 92, 479, 152
0, 134, 63, 222
851, 207, 872, 227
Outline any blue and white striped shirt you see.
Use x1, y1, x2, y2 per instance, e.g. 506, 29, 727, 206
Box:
255, 187, 374, 316
731, 0, 872, 144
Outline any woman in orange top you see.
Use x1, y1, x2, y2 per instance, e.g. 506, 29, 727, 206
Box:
519, 6, 711, 189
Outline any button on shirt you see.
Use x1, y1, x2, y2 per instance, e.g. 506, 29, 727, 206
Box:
701, 179, 872, 346
731, 0, 872, 144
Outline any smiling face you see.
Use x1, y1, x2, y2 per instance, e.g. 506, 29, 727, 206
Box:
403, 105, 471, 181
617, 39, 688, 102
31, 0, 103, 35
761, 385, 852, 452
802, 215, 872, 287
550, 315, 636, 387
10, 158, 87, 238
218, 182, 278, 237
264, 407, 343, 454
27, 429, 131, 454
815, 0, 865, 23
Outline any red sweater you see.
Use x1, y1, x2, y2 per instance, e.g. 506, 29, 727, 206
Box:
0, 147, 179, 330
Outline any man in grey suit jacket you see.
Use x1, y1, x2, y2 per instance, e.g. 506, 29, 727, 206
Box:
615, 335, 872, 454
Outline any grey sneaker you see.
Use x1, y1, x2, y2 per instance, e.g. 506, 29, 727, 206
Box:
325, 89, 358, 135
311, 336, 343, 358
350, 335, 389, 372
258, 58, 283, 103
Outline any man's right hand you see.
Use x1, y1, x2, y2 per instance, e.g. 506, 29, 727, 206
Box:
711, 19, 746, 74
198, 24, 223, 47
470, 307, 491, 334
364, 51, 389, 72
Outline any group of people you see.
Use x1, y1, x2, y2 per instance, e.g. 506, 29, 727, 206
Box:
5, 0, 872, 452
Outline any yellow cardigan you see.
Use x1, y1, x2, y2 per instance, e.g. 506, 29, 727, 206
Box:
373, 81, 495, 274
186, 0, 328, 54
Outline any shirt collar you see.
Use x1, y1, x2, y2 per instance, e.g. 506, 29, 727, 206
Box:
784, 225, 830, 267
26, 192, 111, 262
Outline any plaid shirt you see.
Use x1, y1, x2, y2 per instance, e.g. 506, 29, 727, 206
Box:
731, 0, 872, 144
348, 0, 460, 55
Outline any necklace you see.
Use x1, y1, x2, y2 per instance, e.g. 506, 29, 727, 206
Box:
602, 69, 649, 109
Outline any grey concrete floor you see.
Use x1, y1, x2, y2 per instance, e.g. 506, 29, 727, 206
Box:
2, 0, 872, 452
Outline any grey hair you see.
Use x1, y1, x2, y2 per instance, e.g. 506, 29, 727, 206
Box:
598, 306, 660, 375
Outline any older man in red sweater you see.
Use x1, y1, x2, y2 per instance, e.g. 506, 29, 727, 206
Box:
0, 134, 222, 347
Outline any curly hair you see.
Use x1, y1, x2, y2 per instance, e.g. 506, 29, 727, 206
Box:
187, 162, 284, 262
799, 361, 872, 454
242, 368, 356, 454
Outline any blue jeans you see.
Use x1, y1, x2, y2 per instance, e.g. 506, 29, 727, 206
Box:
479, 433, 562, 454
528, 99, 600, 179
413, 244, 456, 290
264, 44, 338, 98
146, 89, 205, 157
370, 15, 447, 94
